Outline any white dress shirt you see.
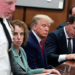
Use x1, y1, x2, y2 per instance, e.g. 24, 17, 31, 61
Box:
0, 18, 12, 75
32, 30, 41, 44
58, 27, 73, 62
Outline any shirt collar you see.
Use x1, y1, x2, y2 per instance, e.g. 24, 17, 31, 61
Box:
32, 30, 41, 43
64, 27, 70, 39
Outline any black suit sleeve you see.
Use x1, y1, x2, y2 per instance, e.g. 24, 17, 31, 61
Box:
45, 32, 60, 67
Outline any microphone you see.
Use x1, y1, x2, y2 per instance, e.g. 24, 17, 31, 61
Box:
49, 65, 69, 75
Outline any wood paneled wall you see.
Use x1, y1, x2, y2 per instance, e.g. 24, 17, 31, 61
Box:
12, 0, 75, 32
12, 7, 24, 21
69, 0, 75, 8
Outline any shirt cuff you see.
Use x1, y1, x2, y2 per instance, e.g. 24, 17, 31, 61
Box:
58, 55, 67, 62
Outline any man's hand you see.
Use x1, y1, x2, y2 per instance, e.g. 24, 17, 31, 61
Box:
66, 54, 75, 60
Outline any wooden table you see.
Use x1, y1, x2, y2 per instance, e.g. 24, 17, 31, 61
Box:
56, 61, 75, 75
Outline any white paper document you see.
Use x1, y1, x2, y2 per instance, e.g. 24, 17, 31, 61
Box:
58, 1, 63, 9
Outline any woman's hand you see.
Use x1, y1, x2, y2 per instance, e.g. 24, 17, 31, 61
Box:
43, 69, 61, 75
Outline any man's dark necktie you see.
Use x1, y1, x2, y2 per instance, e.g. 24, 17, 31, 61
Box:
40, 40, 44, 56
0, 18, 12, 49
0, 18, 13, 72
68, 38, 72, 54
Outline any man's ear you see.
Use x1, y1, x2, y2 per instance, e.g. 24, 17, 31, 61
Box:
66, 22, 69, 26
33, 24, 37, 30
69, 14, 71, 17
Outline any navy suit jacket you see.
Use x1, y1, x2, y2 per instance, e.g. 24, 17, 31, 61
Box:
57, 21, 67, 29
23, 31, 48, 69
45, 28, 75, 67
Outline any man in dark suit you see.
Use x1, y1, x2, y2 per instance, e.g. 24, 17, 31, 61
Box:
46, 15, 75, 67
23, 14, 54, 69
57, 6, 75, 29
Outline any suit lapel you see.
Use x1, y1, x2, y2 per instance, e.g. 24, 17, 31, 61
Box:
30, 31, 48, 68
20, 51, 29, 71
21, 52, 26, 69
73, 38, 75, 53
30, 31, 44, 56
11, 45, 25, 70
59, 28, 68, 53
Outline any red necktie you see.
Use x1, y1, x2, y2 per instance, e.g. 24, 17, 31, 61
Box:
40, 40, 44, 56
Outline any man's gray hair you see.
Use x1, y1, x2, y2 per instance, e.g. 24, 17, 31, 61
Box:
30, 14, 54, 29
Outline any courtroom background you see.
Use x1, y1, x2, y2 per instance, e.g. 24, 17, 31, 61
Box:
12, 0, 74, 32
